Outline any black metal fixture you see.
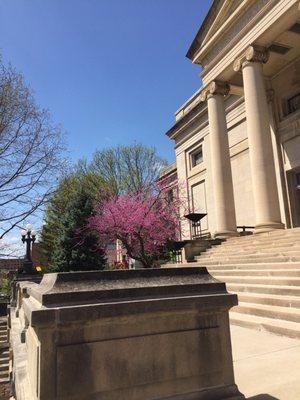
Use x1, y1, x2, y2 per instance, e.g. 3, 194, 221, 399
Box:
20, 224, 36, 275
169, 240, 187, 264
184, 213, 207, 239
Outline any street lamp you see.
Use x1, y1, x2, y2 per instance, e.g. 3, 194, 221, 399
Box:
20, 224, 36, 275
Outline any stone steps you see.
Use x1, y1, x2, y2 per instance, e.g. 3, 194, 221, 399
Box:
234, 291, 300, 308
0, 349, 9, 358
199, 250, 300, 258
200, 257, 300, 264
225, 228, 300, 241
210, 269, 300, 277
214, 276, 300, 286
230, 311, 300, 339
233, 302, 300, 323
0, 364, 9, 372
0, 317, 9, 386
227, 283, 300, 296
0, 370, 9, 380
204, 246, 300, 256
217, 237, 300, 248
207, 262, 300, 270
193, 228, 300, 338
227, 236, 300, 247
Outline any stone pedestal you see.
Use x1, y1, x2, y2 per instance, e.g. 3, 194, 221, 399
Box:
11, 268, 244, 400
184, 238, 223, 262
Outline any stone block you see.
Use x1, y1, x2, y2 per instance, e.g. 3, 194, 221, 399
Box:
10, 267, 245, 400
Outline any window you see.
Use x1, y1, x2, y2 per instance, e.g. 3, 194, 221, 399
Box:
191, 147, 203, 167
287, 93, 300, 115
167, 189, 174, 204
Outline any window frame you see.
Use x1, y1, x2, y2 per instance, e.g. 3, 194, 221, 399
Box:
190, 146, 203, 168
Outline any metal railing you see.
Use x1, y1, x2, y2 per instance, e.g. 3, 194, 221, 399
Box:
237, 225, 255, 235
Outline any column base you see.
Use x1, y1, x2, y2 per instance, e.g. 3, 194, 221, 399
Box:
214, 230, 239, 239
254, 221, 285, 234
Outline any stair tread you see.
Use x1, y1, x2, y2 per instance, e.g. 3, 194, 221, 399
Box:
200, 255, 300, 259
216, 275, 300, 280
214, 268, 300, 278
207, 264, 300, 270
202, 260, 300, 264
202, 249, 300, 253
234, 291, 300, 301
227, 282, 300, 290
230, 311, 300, 330
209, 270, 300, 277
237, 301, 300, 315
206, 262, 300, 266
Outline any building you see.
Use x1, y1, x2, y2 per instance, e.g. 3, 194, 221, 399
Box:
0, 258, 21, 273
165, 0, 300, 242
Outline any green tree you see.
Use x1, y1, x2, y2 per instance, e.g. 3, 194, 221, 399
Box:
41, 144, 167, 271
91, 143, 168, 195
51, 187, 106, 271
40, 166, 106, 271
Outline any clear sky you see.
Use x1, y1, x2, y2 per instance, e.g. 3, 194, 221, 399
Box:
1, 0, 211, 164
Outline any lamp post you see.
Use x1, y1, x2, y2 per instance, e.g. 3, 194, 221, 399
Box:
20, 224, 36, 275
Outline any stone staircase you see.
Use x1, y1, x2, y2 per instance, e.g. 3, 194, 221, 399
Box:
194, 228, 300, 339
0, 316, 11, 400
0, 317, 9, 385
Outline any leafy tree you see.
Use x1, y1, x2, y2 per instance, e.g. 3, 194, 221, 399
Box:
91, 143, 168, 195
41, 144, 168, 270
88, 185, 181, 268
40, 174, 78, 261
40, 167, 106, 271
51, 187, 106, 271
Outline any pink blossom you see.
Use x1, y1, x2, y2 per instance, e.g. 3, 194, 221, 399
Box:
88, 188, 181, 268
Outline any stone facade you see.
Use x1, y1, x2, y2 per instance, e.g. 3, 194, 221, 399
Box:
166, 0, 300, 242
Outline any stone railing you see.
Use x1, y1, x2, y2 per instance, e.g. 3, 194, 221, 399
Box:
10, 268, 244, 400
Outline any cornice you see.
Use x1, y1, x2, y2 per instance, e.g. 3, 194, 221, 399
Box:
186, 0, 225, 61
166, 94, 245, 143
166, 101, 208, 140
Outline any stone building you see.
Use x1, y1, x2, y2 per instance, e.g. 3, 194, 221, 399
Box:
166, 0, 300, 241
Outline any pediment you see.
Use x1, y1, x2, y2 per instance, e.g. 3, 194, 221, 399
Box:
187, 0, 243, 61
202, 0, 241, 46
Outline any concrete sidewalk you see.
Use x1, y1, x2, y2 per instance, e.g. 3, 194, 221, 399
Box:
231, 325, 300, 400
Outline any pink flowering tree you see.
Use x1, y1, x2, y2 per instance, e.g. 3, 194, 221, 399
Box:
88, 184, 182, 268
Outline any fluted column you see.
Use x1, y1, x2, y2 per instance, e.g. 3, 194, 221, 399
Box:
201, 81, 237, 238
234, 45, 284, 233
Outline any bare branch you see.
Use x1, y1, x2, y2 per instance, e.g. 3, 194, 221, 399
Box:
0, 60, 65, 238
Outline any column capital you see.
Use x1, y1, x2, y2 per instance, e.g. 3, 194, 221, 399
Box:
200, 80, 230, 101
233, 45, 269, 72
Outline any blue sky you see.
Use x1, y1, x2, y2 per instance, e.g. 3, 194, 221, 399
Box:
1, 0, 211, 164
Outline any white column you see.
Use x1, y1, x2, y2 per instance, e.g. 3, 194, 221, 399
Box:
204, 81, 237, 238
234, 45, 284, 233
